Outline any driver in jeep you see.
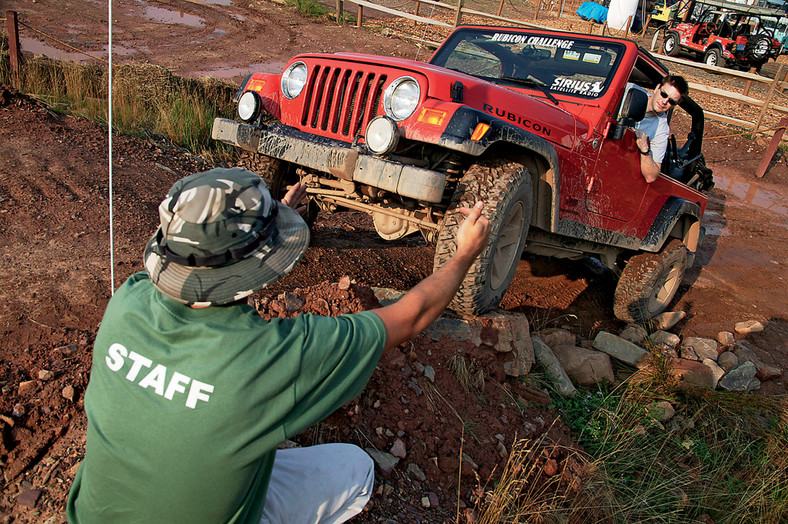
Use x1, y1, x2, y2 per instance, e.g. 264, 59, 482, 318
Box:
634, 74, 689, 183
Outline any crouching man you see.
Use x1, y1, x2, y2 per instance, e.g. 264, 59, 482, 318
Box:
67, 167, 490, 524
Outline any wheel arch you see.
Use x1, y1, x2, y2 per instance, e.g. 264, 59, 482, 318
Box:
640, 197, 702, 254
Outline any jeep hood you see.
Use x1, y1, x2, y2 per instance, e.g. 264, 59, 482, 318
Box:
294, 52, 583, 149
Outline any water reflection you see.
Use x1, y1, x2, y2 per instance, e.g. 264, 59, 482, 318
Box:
714, 175, 788, 217
140, 0, 205, 27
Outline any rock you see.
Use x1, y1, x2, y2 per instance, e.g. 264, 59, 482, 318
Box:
734, 320, 764, 335
407, 463, 426, 481
62, 385, 75, 401
424, 311, 534, 377
719, 362, 760, 392
680, 337, 718, 362
717, 351, 738, 372
15, 489, 42, 508
281, 291, 304, 312
338, 275, 351, 290
716, 331, 735, 347
423, 366, 435, 383
647, 401, 675, 421
733, 342, 783, 381
18, 380, 36, 395
649, 330, 681, 349
702, 358, 725, 389
12, 403, 26, 417
38, 369, 55, 381
666, 358, 715, 390
592, 331, 649, 366
651, 310, 686, 331
543, 458, 559, 476
533, 328, 575, 349
55, 343, 78, 356
428, 492, 439, 508
531, 336, 576, 396
462, 453, 479, 470
496, 441, 508, 458
421, 496, 431, 508
619, 323, 648, 345
550, 345, 615, 386
366, 449, 399, 475
390, 438, 407, 459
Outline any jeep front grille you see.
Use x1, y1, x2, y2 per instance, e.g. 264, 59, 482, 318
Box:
301, 66, 387, 142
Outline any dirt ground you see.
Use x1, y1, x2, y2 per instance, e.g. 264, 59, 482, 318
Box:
1, 1, 787, 522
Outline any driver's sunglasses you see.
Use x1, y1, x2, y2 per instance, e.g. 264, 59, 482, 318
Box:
660, 89, 680, 106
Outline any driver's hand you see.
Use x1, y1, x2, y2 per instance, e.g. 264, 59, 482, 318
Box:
634, 128, 650, 154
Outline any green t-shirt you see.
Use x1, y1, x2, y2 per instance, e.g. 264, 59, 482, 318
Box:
67, 273, 386, 524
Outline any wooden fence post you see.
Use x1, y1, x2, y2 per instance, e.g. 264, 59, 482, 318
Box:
754, 63, 784, 134
497, 0, 505, 17
357, 3, 363, 28
454, 0, 463, 27
414, 0, 420, 26
5, 11, 23, 88
336, 0, 343, 23
756, 117, 788, 178
535, 0, 542, 20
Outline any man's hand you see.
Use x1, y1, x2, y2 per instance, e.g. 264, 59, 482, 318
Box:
634, 128, 650, 154
281, 182, 308, 214
455, 201, 491, 262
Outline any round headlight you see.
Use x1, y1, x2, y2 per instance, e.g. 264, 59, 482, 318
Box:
281, 61, 308, 99
384, 77, 420, 121
365, 116, 399, 155
237, 91, 262, 123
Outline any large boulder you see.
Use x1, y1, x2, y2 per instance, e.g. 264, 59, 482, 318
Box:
666, 358, 715, 390
718, 362, 760, 392
680, 337, 719, 362
593, 331, 649, 366
550, 344, 615, 386
532, 336, 577, 396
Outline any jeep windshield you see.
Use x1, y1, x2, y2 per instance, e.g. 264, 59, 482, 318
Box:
430, 28, 624, 100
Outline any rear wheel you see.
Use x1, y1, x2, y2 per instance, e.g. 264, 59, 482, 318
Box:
664, 31, 681, 57
745, 34, 771, 62
434, 160, 532, 316
252, 154, 319, 226
613, 239, 689, 323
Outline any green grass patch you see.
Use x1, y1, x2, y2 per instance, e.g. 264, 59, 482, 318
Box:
1, 32, 238, 161
476, 369, 788, 523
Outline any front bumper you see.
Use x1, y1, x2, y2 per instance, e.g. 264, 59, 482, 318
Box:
211, 118, 446, 203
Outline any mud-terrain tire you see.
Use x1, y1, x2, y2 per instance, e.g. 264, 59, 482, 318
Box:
252, 154, 319, 226
613, 239, 689, 323
434, 160, 532, 316
664, 31, 681, 57
704, 48, 724, 68
745, 34, 771, 62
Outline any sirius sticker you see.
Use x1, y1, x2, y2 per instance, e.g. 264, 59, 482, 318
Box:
550, 78, 604, 96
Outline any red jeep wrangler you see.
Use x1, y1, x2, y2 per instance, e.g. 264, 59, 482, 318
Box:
212, 25, 713, 322
663, 1, 783, 70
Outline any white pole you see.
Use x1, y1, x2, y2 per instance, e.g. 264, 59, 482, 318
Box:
108, 0, 115, 294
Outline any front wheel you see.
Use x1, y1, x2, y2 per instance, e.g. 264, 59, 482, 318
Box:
613, 239, 689, 323
434, 161, 533, 316
704, 48, 724, 67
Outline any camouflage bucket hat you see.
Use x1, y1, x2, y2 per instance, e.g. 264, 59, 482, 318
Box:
143, 167, 310, 306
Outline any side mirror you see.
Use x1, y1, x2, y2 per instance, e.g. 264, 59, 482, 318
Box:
608, 84, 649, 139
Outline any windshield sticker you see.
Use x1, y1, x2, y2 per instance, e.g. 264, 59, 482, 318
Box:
490, 33, 575, 49
550, 78, 604, 96
583, 53, 602, 64
564, 50, 581, 60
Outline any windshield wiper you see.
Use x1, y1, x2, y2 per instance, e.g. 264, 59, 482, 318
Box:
499, 76, 559, 106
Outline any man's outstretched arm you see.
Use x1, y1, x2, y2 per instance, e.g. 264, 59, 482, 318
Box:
372, 201, 491, 351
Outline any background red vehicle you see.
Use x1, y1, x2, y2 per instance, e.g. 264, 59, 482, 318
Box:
213, 25, 714, 322
662, 0, 784, 71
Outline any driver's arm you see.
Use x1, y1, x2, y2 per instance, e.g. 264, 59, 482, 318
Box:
635, 129, 661, 183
